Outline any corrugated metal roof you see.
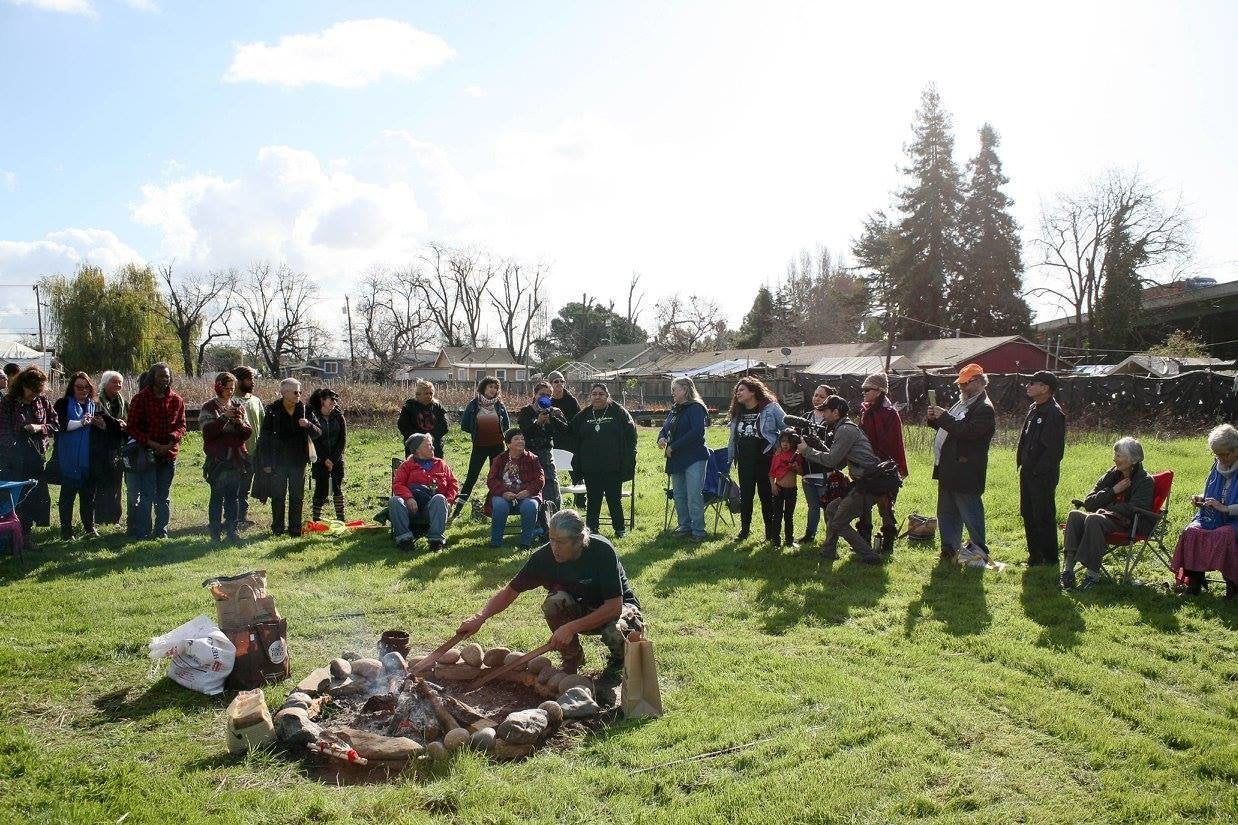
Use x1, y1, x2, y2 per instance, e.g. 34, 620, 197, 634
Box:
803, 354, 916, 375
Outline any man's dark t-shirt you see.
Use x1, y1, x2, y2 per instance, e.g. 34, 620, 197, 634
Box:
508, 533, 639, 610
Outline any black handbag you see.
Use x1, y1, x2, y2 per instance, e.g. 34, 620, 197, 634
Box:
856, 460, 903, 497
43, 447, 64, 486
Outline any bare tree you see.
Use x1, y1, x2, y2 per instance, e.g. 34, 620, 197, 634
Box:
415, 243, 464, 347
488, 259, 548, 362
624, 271, 646, 328
654, 293, 726, 353
1030, 168, 1194, 344
234, 262, 321, 376
155, 263, 237, 377
356, 266, 434, 379
451, 247, 498, 347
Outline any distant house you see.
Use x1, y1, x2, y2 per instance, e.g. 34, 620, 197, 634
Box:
590, 336, 1059, 378
280, 356, 350, 380
436, 347, 530, 382
575, 343, 667, 377
392, 349, 452, 382
1106, 354, 1236, 378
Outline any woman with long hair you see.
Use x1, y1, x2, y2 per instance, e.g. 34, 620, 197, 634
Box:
92, 370, 128, 526
453, 376, 510, 520
200, 372, 252, 543
0, 366, 59, 545
53, 371, 99, 539
727, 376, 786, 543
658, 376, 710, 541
308, 387, 348, 522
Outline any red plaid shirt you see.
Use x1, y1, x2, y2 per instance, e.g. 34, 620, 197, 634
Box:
127, 387, 187, 460
0, 394, 59, 453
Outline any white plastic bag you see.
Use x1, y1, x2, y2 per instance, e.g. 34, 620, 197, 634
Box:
148, 615, 236, 696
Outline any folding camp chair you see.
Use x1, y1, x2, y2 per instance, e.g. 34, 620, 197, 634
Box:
552, 448, 635, 531
1083, 470, 1175, 584
664, 449, 735, 536
0, 479, 37, 570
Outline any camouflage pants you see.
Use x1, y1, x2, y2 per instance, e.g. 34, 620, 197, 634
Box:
541, 590, 644, 673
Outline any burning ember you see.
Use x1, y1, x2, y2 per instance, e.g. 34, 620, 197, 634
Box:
274, 637, 605, 780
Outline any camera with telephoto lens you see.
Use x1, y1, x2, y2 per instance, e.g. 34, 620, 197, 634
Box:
783, 414, 831, 452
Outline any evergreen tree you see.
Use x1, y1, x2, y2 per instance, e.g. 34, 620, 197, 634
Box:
888, 85, 966, 338
1093, 204, 1148, 352
954, 124, 1032, 335
733, 286, 776, 347
535, 300, 645, 363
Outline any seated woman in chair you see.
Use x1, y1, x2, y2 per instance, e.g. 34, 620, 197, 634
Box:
485, 428, 545, 550
390, 433, 459, 552
1172, 423, 1238, 598
1061, 436, 1154, 590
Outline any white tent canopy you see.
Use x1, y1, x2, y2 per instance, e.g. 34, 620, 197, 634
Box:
0, 340, 55, 373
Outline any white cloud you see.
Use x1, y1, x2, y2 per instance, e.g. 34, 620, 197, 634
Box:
0, 228, 143, 279
0, 170, 15, 191
131, 144, 427, 277
3, 0, 95, 16
118, 0, 158, 11
464, 85, 485, 99
223, 18, 454, 88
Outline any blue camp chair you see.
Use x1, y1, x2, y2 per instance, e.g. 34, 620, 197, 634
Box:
0, 479, 37, 569
663, 447, 735, 536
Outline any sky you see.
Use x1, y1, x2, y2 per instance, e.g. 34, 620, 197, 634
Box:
2, 0, 1236, 352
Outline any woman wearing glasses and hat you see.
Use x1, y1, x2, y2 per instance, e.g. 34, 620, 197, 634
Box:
308, 387, 348, 522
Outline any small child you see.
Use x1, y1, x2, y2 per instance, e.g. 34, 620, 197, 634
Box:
769, 428, 805, 547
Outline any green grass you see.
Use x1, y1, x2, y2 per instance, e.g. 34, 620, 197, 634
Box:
1, 425, 1235, 824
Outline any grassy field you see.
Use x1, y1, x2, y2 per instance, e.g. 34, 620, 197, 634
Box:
1, 423, 1235, 824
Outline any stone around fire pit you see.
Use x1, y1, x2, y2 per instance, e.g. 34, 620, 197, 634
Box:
471, 727, 497, 751
439, 648, 461, 665
350, 658, 384, 681
330, 726, 425, 763
459, 642, 484, 667
497, 708, 549, 745
557, 686, 600, 719
482, 647, 511, 668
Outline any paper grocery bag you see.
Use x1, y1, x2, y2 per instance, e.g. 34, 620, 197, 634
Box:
620, 630, 663, 719
204, 571, 280, 630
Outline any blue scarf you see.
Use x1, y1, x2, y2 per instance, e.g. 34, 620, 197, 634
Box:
1199, 461, 1238, 530
58, 397, 94, 484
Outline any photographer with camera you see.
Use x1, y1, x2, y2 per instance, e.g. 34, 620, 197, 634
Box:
517, 379, 569, 509
792, 384, 834, 544
794, 396, 886, 565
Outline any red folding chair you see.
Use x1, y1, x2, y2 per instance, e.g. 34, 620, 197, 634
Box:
1099, 470, 1175, 583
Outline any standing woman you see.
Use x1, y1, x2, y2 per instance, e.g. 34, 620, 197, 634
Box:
658, 377, 709, 542
257, 378, 320, 537
200, 372, 252, 543
569, 383, 637, 538
92, 371, 128, 527
397, 379, 448, 458
308, 388, 347, 522
727, 377, 786, 543
797, 384, 834, 544
0, 366, 59, 545
53, 372, 99, 539
453, 376, 509, 520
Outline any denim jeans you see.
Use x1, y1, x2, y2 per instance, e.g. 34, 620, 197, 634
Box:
535, 450, 561, 508
936, 482, 987, 553
389, 494, 448, 543
490, 496, 541, 546
208, 474, 242, 540
670, 459, 707, 538
127, 461, 176, 539
801, 475, 827, 539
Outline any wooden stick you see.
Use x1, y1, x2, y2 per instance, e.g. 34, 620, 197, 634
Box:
407, 630, 469, 676
464, 641, 554, 693
415, 678, 461, 732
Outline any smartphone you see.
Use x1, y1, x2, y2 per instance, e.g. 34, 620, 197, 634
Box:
927, 389, 937, 408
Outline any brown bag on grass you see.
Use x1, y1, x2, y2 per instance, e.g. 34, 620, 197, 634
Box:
204, 571, 280, 630
620, 630, 663, 719
224, 619, 290, 691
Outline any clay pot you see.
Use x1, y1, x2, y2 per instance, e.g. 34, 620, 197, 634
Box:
378, 630, 410, 658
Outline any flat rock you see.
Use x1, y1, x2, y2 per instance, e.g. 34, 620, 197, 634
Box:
439, 648, 461, 665
558, 674, 594, 694
557, 686, 600, 719
492, 739, 534, 760
350, 658, 385, 680
296, 667, 331, 694
433, 663, 482, 681
330, 726, 424, 762
496, 708, 549, 745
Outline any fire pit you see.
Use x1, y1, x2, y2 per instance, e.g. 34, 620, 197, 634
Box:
274, 638, 606, 781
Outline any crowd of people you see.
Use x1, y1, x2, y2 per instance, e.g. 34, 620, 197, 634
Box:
1, 359, 1234, 600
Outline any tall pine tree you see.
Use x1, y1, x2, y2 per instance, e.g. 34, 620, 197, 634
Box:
954, 124, 1031, 335
734, 286, 776, 347
1093, 204, 1147, 353
888, 85, 966, 338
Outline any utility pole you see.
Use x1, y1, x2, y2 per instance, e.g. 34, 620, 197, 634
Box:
883, 309, 896, 372
342, 297, 356, 371
32, 284, 45, 351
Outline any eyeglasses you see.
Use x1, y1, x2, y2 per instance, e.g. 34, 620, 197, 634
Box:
551, 380, 564, 384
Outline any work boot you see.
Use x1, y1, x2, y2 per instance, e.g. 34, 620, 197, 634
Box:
819, 542, 839, 561
448, 499, 466, 524
877, 532, 895, 558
